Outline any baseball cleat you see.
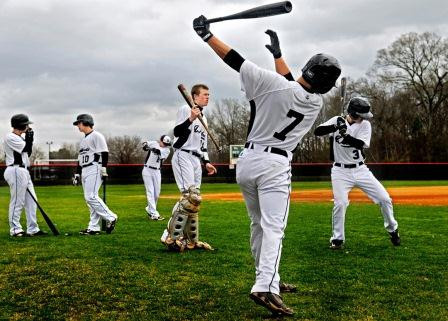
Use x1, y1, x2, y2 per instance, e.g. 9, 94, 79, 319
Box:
150, 215, 165, 221
279, 282, 297, 293
79, 229, 100, 235
28, 230, 48, 237
106, 218, 117, 234
330, 239, 344, 250
389, 229, 401, 246
11, 231, 25, 237
249, 292, 294, 316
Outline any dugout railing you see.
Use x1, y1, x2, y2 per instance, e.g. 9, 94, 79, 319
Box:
1, 163, 448, 186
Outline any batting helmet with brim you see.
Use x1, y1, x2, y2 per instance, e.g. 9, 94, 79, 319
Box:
161, 135, 172, 146
11, 114, 33, 130
301, 53, 341, 94
347, 97, 373, 119
73, 114, 94, 126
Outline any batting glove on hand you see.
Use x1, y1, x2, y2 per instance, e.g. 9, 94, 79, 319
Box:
25, 129, 34, 143
142, 141, 150, 151
101, 167, 108, 177
193, 15, 213, 42
336, 116, 347, 131
265, 29, 282, 59
72, 174, 80, 186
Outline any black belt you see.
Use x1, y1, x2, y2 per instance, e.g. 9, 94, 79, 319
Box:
81, 162, 98, 168
8, 164, 25, 168
180, 149, 201, 158
334, 162, 364, 169
145, 165, 160, 170
244, 142, 289, 158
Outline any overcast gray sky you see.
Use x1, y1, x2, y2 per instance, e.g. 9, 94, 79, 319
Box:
1, 0, 447, 156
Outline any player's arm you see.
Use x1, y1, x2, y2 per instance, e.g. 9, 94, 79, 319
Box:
265, 29, 294, 81
173, 106, 195, 137
314, 117, 342, 136
342, 121, 371, 149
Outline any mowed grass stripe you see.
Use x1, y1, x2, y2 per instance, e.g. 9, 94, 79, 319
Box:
0, 183, 447, 320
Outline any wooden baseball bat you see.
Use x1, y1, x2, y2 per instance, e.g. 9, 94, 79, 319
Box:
177, 84, 222, 152
340, 77, 347, 115
27, 188, 60, 236
206, 1, 292, 24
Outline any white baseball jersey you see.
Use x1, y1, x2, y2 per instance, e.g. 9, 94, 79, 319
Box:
3, 133, 30, 168
144, 141, 170, 169
172, 105, 209, 159
78, 131, 108, 166
321, 116, 371, 163
240, 60, 323, 151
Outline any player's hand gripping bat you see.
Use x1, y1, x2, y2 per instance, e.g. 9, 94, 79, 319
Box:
177, 84, 222, 152
206, 1, 292, 24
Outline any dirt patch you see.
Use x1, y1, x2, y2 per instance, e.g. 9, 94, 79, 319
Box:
160, 186, 448, 206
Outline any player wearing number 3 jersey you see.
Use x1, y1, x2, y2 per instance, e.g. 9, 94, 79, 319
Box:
314, 97, 400, 249
193, 19, 341, 315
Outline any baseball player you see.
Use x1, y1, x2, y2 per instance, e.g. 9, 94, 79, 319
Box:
314, 97, 400, 249
160, 84, 217, 252
72, 114, 118, 235
142, 135, 172, 220
3, 114, 47, 237
193, 19, 341, 316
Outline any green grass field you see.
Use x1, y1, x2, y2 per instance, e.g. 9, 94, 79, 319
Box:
1, 182, 447, 321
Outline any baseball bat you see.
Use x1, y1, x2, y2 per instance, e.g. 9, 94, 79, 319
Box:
177, 84, 223, 152
27, 188, 60, 236
206, 1, 292, 24
101, 177, 107, 231
340, 77, 347, 115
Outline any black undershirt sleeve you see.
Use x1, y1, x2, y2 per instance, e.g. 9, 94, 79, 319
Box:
173, 118, 192, 137
283, 72, 294, 81
314, 125, 337, 136
341, 135, 365, 150
223, 49, 245, 72
101, 152, 108, 167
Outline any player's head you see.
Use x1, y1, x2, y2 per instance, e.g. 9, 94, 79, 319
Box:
347, 97, 372, 121
11, 114, 33, 131
191, 84, 209, 107
301, 53, 341, 94
160, 135, 172, 147
73, 114, 94, 132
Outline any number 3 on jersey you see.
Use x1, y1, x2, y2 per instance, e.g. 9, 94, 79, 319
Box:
273, 109, 305, 141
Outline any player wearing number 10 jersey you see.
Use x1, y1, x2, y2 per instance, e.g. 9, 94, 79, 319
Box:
193, 18, 341, 316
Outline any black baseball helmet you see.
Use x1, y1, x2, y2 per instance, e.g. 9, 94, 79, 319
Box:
301, 53, 341, 94
160, 135, 172, 146
347, 97, 373, 119
73, 114, 94, 126
11, 114, 33, 130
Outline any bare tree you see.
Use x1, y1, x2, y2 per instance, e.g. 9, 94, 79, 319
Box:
370, 32, 448, 161
107, 135, 143, 164
49, 142, 79, 160
207, 98, 250, 162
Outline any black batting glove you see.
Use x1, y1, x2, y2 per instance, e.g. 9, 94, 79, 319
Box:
336, 116, 347, 131
25, 129, 34, 143
265, 29, 281, 59
193, 15, 213, 42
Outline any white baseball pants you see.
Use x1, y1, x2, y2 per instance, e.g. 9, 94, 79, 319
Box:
331, 164, 398, 242
82, 164, 117, 231
171, 150, 202, 192
4, 166, 40, 236
236, 149, 291, 295
142, 166, 161, 217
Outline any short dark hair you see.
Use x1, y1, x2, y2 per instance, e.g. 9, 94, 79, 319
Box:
191, 84, 209, 98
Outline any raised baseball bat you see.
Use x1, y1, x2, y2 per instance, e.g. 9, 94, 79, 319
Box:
177, 84, 223, 152
206, 1, 292, 24
27, 188, 60, 236
340, 77, 347, 115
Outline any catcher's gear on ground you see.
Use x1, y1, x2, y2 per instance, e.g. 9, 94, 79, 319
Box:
73, 114, 94, 126
301, 53, 341, 94
11, 114, 33, 130
72, 174, 81, 186
193, 15, 213, 42
265, 29, 281, 59
347, 97, 373, 119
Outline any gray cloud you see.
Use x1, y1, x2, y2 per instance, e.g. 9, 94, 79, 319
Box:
1, 0, 447, 155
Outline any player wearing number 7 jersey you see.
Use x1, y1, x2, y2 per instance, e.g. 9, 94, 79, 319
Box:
193, 19, 341, 316
314, 97, 400, 249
